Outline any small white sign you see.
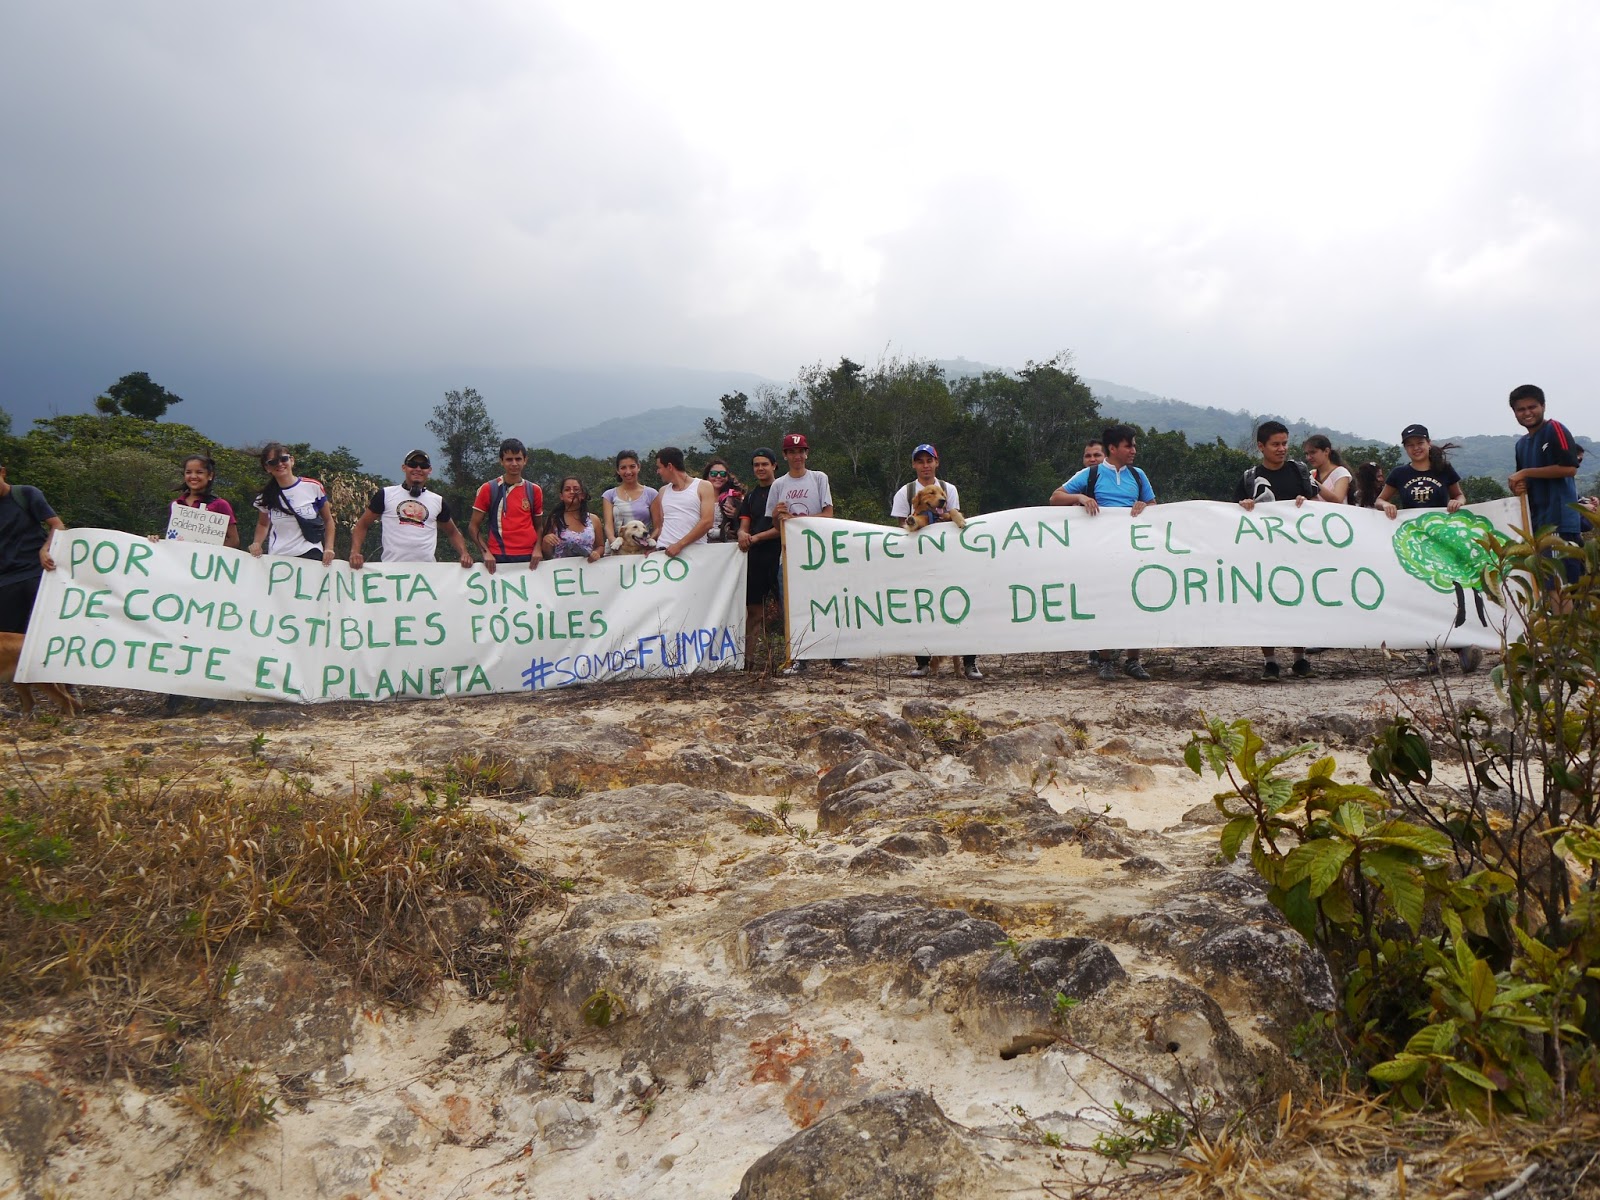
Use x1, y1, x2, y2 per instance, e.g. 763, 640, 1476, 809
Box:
165, 503, 231, 545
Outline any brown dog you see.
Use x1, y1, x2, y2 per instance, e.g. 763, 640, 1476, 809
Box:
902, 484, 966, 532
607, 520, 656, 555
0, 631, 80, 718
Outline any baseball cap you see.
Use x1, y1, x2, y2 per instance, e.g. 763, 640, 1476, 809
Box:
912, 443, 938, 460
752, 446, 776, 463
1399, 424, 1429, 442
781, 433, 809, 451
404, 449, 432, 467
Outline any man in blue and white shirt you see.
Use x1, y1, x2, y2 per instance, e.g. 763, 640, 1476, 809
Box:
1050, 424, 1156, 681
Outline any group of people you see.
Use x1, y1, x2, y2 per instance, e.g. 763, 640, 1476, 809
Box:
0, 385, 1589, 688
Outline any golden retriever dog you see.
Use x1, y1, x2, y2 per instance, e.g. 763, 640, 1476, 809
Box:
0, 631, 80, 718
902, 483, 966, 532
607, 520, 656, 555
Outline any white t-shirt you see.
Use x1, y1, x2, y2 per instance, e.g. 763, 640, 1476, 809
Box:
253, 477, 328, 557
765, 470, 833, 518
369, 485, 450, 562
1315, 465, 1352, 502
890, 477, 960, 518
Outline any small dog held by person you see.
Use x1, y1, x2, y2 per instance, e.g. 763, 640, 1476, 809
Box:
607, 520, 656, 555
902, 483, 966, 532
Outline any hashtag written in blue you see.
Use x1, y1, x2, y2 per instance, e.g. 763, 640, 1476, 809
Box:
521, 657, 556, 691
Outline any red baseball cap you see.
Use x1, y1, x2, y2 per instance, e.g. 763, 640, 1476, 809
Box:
782, 433, 809, 451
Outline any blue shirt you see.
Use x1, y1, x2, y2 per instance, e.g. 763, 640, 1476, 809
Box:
1515, 419, 1581, 535
1063, 464, 1154, 508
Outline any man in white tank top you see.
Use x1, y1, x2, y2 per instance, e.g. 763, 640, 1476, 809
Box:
651, 446, 715, 556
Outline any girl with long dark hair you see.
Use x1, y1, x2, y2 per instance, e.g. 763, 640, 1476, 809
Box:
1302, 435, 1351, 504
170, 454, 240, 548
249, 443, 334, 563
541, 476, 604, 563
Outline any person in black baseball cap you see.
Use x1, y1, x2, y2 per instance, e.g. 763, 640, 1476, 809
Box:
1377, 422, 1478, 674
349, 450, 473, 569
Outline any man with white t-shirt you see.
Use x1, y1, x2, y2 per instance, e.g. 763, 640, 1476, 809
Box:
766, 432, 853, 674
890, 443, 981, 680
349, 450, 473, 568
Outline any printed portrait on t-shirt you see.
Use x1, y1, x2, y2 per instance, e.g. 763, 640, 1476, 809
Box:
397, 498, 429, 527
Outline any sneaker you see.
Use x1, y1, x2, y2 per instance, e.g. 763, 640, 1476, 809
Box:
1458, 647, 1484, 674
964, 666, 985, 681
1291, 657, 1311, 678
1087, 650, 1102, 667
1262, 660, 1281, 680
1122, 661, 1151, 681
907, 666, 928, 678
780, 661, 807, 676
833, 659, 857, 670
1097, 660, 1119, 682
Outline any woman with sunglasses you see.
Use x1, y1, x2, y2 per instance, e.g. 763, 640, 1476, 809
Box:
248, 443, 335, 563
702, 457, 745, 542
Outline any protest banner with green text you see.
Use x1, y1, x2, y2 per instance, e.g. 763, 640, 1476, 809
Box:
20, 532, 746, 702
781, 499, 1523, 660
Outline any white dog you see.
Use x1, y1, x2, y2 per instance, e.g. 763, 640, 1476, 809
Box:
607, 520, 656, 555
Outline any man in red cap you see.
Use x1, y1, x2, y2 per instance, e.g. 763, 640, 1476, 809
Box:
890, 443, 981, 680
765, 433, 852, 674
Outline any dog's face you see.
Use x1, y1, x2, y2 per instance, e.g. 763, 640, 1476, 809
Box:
620, 520, 649, 542
911, 484, 947, 514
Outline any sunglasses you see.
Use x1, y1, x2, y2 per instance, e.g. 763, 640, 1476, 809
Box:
266, 455, 292, 467
708, 470, 728, 478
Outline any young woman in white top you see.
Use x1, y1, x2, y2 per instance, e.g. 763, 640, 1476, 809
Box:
249, 442, 335, 563
1303, 435, 1351, 504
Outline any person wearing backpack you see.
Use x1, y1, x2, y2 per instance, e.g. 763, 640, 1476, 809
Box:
1051, 424, 1156, 682
890, 443, 981, 680
0, 458, 65, 635
469, 438, 544, 575
249, 443, 335, 564
1235, 421, 1320, 679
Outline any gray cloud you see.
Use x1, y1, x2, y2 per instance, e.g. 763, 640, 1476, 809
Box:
3, 1, 1596, 456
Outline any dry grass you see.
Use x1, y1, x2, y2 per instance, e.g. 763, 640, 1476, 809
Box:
1046, 1090, 1600, 1199
0, 750, 557, 1093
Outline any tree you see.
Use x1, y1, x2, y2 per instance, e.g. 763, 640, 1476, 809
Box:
427, 388, 500, 494
1461, 475, 1510, 504
94, 372, 184, 420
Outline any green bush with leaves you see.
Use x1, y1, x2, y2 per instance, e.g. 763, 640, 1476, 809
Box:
1187, 525, 1600, 1119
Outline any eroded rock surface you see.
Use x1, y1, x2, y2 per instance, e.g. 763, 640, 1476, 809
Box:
0, 658, 1418, 1200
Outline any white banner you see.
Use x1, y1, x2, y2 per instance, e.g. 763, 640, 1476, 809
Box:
20, 532, 746, 702
782, 499, 1525, 659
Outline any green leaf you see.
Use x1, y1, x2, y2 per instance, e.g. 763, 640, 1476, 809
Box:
1363, 851, 1425, 932
1282, 839, 1354, 897
1333, 801, 1368, 837
1183, 742, 1203, 776
1369, 820, 1453, 857
1469, 960, 1497, 1016
1318, 879, 1357, 928
1367, 1056, 1425, 1083
1445, 1060, 1499, 1092
1219, 816, 1254, 861
1279, 878, 1318, 940
1404, 1021, 1457, 1056
1258, 775, 1294, 814
1307, 755, 1337, 781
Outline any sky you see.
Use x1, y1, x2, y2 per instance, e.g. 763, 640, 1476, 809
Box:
2, 0, 1596, 464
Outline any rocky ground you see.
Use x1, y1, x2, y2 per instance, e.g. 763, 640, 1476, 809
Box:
0, 648, 1520, 1199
